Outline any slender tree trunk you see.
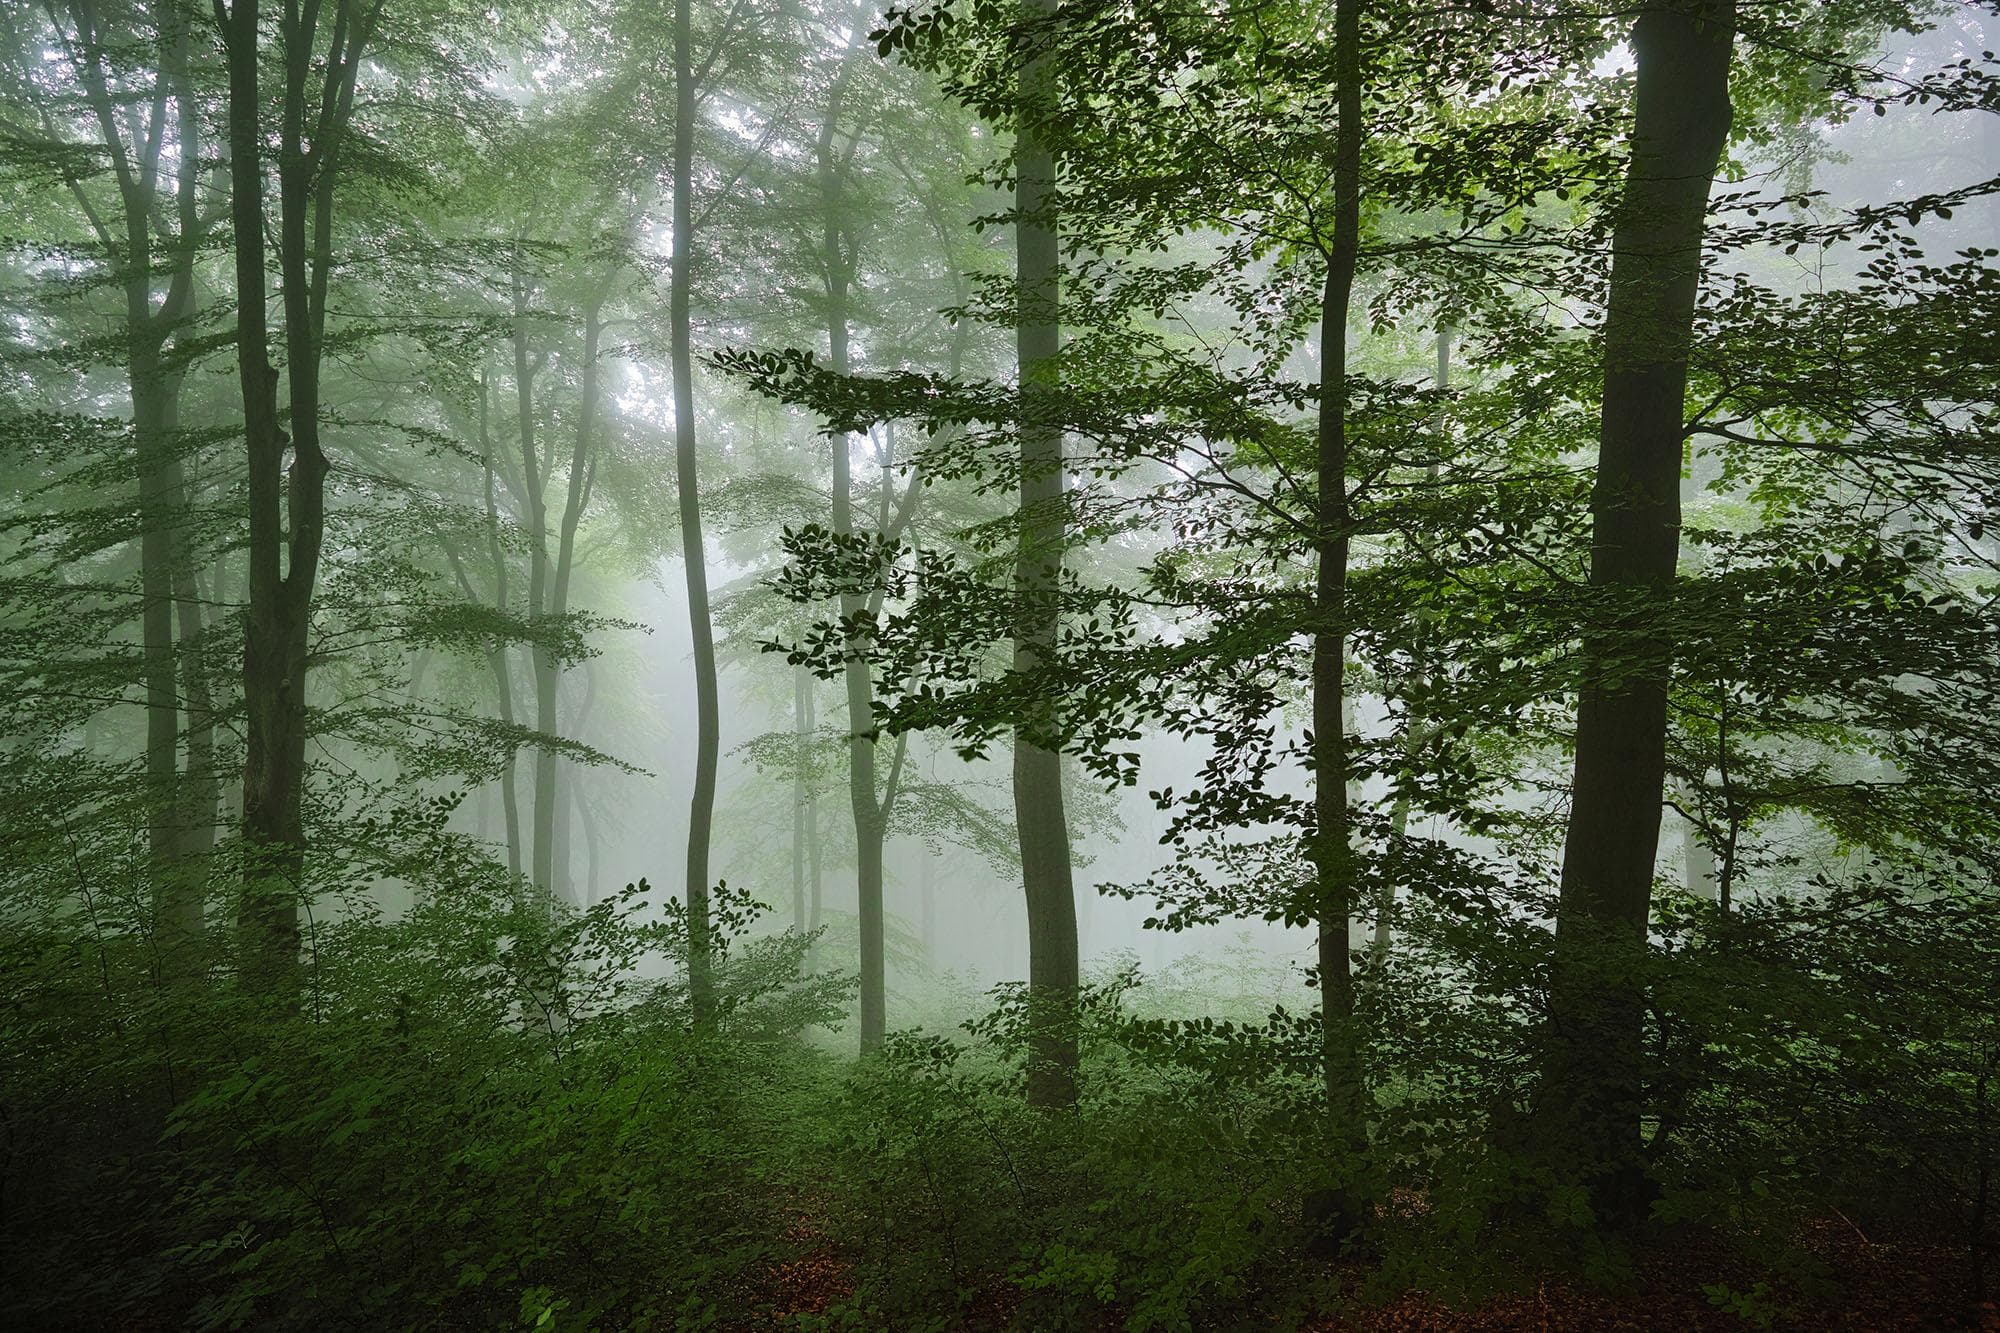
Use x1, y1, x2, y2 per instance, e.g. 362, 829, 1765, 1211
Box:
135, 340, 194, 955
513, 258, 560, 895
555, 659, 597, 898
673, 0, 718, 1017
228, 0, 374, 987
919, 849, 937, 964
574, 777, 602, 906
819, 78, 892, 1051
1014, 0, 1080, 1110
480, 373, 525, 878
171, 551, 220, 866
793, 663, 810, 932
1549, 0, 1734, 1225
805, 680, 825, 946
536, 300, 604, 902
1310, 0, 1364, 1135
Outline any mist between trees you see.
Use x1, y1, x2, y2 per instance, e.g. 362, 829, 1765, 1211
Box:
2, 0, 1998, 1327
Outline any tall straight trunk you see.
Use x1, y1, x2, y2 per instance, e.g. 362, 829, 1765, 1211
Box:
172, 551, 220, 869
919, 849, 937, 963
1310, 0, 1364, 1133
1549, 0, 1734, 1224
480, 372, 524, 878
532, 300, 604, 902
574, 778, 602, 905
136, 332, 194, 954
673, 0, 718, 1017
220, 0, 294, 981
167, 390, 220, 888
819, 73, 893, 1051
1014, 0, 1080, 1111
805, 680, 825, 945
512, 259, 559, 893
226, 0, 375, 986
555, 659, 597, 897
792, 663, 811, 932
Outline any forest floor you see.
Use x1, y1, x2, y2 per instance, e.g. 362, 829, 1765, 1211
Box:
746, 1210, 2000, 1331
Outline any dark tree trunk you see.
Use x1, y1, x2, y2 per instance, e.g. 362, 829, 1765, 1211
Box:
1311, 0, 1364, 1133
673, 0, 718, 1018
818, 66, 894, 1051
219, 0, 294, 985
1549, 0, 1734, 1226
224, 0, 375, 988
1014, 0, 1080, 1111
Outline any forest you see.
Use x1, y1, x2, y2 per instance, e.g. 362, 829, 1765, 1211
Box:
2, 0, 1997, 1327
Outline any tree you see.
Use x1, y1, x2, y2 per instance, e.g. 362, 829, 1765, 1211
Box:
216, 0, 386, 982
1010, 0, 1082, 1107
1545, 0, 1738, 1222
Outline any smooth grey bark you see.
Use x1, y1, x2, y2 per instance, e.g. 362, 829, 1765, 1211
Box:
1549, 0, 1735, 1224
673, 0, 718, 1017
1014, 0, 1080, 1111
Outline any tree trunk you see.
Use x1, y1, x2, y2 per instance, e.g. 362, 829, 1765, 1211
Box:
919, 848, 937, 963
673, 0, 718, 1018
805, 679, 825, 951
221, 0, 297, 986
555, 660, 597, 899
513, 258, 559, 895
1549, 0, 1734, 1226
819, 72, 894, 1052
575, 775, 603, 906
480, 372, 525, 878
135, 339, 194, 958
171, 550, 220, 865
793, 663, 811, 932
534, 300, 605, 902
228, 0, 374, 989
1014, 0, 1080, 1111
1310, 0, 1364, 1136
